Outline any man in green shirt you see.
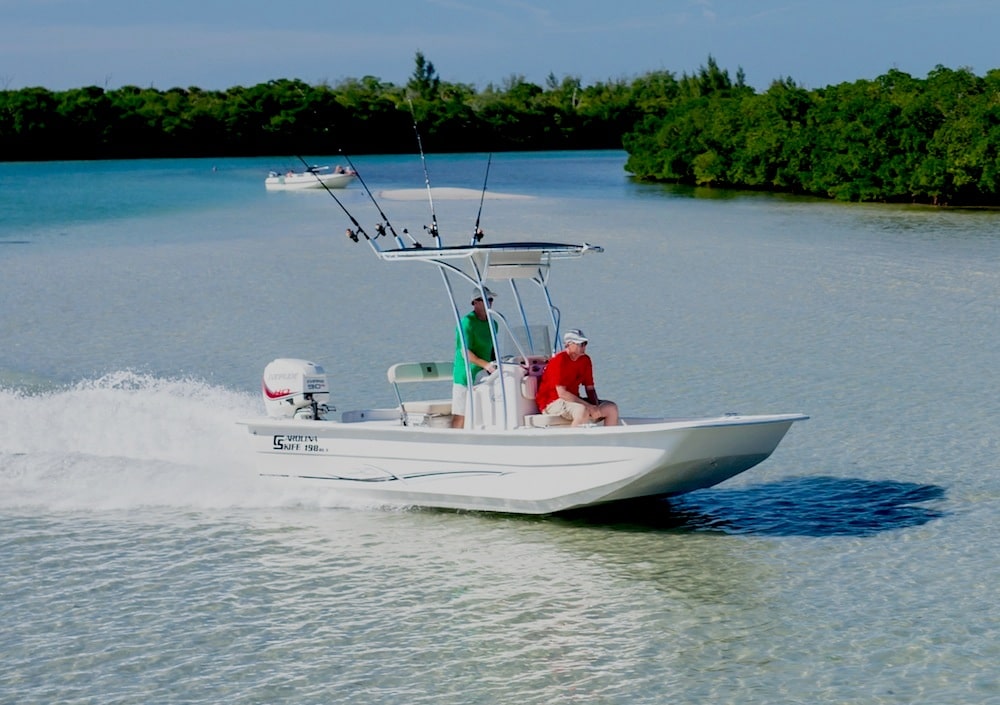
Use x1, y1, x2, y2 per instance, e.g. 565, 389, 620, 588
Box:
451, 286, 498, 428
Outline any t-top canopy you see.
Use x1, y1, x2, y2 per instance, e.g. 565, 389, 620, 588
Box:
376, 241, 603, 279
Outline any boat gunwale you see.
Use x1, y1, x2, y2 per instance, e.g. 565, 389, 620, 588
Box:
239, 412, 809, 436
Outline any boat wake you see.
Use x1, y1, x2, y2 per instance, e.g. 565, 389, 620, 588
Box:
0, 372, 384, 513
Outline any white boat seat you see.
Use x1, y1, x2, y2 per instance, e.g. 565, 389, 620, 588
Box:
387, 362, 455, 426
387, 361, 453, 384
403, 399, 452, 416
524, 413, 571, 428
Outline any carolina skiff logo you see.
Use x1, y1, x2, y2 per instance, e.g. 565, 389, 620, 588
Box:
272, 435, 326, 452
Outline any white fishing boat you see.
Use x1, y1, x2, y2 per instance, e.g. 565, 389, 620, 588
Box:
241, 171, 807, 515
264, 165, 356, 191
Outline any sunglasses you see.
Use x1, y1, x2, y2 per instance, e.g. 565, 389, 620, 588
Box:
474, 297, 494, 303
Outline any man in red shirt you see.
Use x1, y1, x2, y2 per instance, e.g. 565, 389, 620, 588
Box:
535, 328, 619, 426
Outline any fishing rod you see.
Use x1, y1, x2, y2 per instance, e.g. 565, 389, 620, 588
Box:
338, 151, 421, 250
408, 99, 441, 248
472, 152, 492, 246
295, 155, 373, 247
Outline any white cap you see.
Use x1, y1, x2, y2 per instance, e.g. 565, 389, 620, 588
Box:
471, 286, 497, 302
563, 328, 588, 345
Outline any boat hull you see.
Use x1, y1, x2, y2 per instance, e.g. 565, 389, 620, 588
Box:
240, 413, 806, 514
264, 172, 356, 191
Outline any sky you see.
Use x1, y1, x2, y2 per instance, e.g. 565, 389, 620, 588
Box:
1, 0, 997, 93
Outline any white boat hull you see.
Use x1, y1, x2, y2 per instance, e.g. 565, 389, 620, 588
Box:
240, 413, 806, 514
264, 172, 356, 191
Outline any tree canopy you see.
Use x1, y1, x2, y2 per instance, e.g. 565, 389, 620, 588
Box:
2, 54, 999, 205
623, 62, 1000, 205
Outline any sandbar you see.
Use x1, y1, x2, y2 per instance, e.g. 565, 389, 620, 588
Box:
378, 187, 533, 201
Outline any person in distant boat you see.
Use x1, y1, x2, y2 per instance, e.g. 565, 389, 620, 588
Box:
334, 165, 346, 174
535, 328, 619, 426
451, 286, 498, 428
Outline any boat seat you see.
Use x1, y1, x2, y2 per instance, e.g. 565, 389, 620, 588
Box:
524, 413, 572, 428
387, 361, 452, 384
387, 361, 454, 426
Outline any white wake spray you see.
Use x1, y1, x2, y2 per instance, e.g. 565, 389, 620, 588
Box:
0, 372, 375, 512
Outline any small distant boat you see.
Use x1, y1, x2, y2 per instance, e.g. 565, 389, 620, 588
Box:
265, 165, 357, 191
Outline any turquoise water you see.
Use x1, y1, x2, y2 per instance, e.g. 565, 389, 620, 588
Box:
1, 152, 998, 704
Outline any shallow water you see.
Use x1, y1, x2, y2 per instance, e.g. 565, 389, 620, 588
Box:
1, 152, 998, 704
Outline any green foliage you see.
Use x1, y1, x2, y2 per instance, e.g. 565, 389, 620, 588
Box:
407, 51, 440, 101
2, 52, 999, 204
624, 62, 1000, 205
0, 51, 630, 160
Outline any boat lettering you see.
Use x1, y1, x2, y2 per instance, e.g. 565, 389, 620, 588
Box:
266, 372, 299, 380
272, 435, 325, 452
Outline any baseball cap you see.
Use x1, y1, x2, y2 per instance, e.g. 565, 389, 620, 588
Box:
472, 286, 497, 302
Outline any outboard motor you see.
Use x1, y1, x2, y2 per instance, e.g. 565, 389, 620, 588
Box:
262, 358, 331, 420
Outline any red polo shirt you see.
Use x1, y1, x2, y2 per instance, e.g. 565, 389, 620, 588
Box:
535, 350, 594, 411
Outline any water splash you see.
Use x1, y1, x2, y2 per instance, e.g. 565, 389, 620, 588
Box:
0, 372, 376, 512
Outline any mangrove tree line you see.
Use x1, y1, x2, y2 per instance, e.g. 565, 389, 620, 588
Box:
624, 58, 1000, 205
2, 53, 999, 205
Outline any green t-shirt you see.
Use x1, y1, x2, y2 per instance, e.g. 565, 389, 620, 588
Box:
453, 311, 495, 386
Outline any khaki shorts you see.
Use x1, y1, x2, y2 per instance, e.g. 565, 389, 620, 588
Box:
452, 384, 472, 417
452, 371, 492, 417
543, 399, 586, 420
